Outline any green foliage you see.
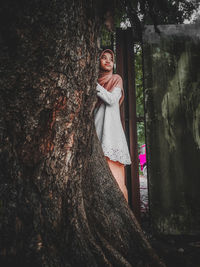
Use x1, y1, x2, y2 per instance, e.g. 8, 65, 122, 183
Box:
141, 0, 199, 24
100, 25, 113, 49
115, 0, 199, 37
137, 122, 145, 148
135, 44, 143, 118
100, 0, 200, 50
134, 44, 145, 148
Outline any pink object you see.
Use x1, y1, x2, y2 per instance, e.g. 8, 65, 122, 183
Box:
139, 144, 146, 172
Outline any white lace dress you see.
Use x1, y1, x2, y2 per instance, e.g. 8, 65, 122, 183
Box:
94, 83, 131, 165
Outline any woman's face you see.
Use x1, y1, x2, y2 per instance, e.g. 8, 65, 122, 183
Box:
100, 52, 114, 72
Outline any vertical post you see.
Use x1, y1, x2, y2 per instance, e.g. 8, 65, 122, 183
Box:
116, 28, 140, 220
116, 29, 126, 130
126, 28, 140, 219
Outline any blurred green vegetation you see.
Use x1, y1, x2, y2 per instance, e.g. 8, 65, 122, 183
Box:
100, 25, 113, 48
134, 44, 145, 149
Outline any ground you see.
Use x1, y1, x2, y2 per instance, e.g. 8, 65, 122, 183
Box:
139, 175, 200, 267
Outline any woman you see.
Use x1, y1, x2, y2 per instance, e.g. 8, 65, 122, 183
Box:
94, 49, 131, 201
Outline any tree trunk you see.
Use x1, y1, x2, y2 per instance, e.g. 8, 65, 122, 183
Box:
0, 0, 164, 266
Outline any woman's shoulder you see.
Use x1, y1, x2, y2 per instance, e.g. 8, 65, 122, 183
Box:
112, 74, 123, 89
112, 74, 122, 81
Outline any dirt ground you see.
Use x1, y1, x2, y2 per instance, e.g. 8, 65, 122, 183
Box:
140, 214, 200, 267
152, 234, 200, 267
139, 175, 200, 267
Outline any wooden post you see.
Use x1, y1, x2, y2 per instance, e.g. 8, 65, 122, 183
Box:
116, 29, 126, 130
126, 28, 140, 219
116, 28, 140, 220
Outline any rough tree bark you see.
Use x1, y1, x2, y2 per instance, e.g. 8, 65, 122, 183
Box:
0, 0, 165, 266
